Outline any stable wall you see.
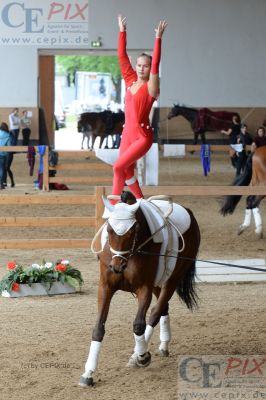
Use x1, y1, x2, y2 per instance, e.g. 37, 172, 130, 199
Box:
0, 0, 265, 110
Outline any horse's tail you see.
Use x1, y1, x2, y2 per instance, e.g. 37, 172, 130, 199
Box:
176, 210, 200, 311
220, 153, 253, 215
176, 260, 198, 311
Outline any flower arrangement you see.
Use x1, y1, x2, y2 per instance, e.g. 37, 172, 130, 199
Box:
0, 260, 84, 294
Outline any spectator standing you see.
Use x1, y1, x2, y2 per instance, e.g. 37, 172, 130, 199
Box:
21, 110, 32, 145
239, 124, 253, 148
251, 126, 266, 151
0, 122, 11, 189
234, 124, 253, 176
221, 114, 241, 168
9, 108, 20, 145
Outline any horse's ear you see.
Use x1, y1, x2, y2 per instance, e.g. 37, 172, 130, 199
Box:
102, 195, 115, 212
128, 202, 140, 214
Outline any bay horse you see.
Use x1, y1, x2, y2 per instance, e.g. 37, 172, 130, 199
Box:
79, 191, 200, 387
77, 110, 124, 150
167, 104, 240, 144
220, 146, 266, 238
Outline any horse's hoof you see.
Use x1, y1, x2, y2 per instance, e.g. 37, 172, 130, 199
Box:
126, 352, 138, 368
237, 226, 245, 235
158, 349, 169, 357
136, 352, 151, 368
79, 376, 94, 388
255, 231, 263, 239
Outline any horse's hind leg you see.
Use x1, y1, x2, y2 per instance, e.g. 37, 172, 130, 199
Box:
146, 285, 177, 357
252, 196, 264, 238
238, 197, 253, 235
253, 207, 263, 237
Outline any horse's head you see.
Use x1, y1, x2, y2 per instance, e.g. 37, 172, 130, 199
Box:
167, 104, 182, 119
77, 116, 92, 134
105, 200, 140, 274
77, 118, 82, 133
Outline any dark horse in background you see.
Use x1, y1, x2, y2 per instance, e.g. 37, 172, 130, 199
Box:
220, 146, 266, 238
79, 191, 200, 387
168, 104, 240, 144
77, 110, 125, 150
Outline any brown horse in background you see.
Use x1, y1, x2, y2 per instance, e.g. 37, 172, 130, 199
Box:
77, 110, 124, 150
79, 191, 200, 387
168, 104, 240, 144
220, 146, 266, 238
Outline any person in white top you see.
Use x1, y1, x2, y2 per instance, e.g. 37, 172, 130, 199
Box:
8, 108, 20, 145
21, 110, 32, 145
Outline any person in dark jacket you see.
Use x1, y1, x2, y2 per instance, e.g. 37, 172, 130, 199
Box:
0, 122, 11, 189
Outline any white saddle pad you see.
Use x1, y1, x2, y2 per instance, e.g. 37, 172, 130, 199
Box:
139, 199, 191, 287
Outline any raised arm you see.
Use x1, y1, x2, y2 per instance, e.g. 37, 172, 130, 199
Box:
117, 15, 137, 87
148, 20, 167, 98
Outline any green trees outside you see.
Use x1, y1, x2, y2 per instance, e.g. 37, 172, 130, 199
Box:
56, 55, 122, 103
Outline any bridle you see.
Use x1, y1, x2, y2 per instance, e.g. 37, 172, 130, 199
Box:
108, 224, 138, 273
107, 217, 173, 274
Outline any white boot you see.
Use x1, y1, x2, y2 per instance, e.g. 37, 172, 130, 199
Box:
253, 207, 263, 237
238, 209, 251, 235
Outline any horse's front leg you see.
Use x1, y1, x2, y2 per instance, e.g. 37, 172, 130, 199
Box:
79, 280, 114, 388
81, 134, 85, 150
127, 287, 153, 368
193, 131, 198, 145
99, 134, 106, 149
201, 131, 206, 144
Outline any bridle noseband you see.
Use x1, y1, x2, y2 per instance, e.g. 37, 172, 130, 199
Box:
108, 226, 137, 274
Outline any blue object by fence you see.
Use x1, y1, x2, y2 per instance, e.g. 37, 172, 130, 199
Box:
38, 145, 46, 174
200, 144, 211, 176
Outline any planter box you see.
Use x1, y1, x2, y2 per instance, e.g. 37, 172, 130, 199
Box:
2, 282, 77, 298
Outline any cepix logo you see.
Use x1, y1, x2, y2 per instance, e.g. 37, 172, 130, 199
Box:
1, 1, 89, 33
178, 355, 266, 389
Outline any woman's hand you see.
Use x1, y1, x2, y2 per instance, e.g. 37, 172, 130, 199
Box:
118, 14, 126, 32
155, 20, 168, 38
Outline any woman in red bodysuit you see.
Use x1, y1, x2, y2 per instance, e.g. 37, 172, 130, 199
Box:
111, 15, 167, 201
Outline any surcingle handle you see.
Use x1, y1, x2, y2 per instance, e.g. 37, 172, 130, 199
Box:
146, 195, 173, 219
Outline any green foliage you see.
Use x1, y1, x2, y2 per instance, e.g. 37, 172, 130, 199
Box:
0, 261, 84, 293
56, 55, 121, 80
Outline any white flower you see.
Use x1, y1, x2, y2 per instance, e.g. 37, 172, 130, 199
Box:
44, 262, 53, 268
61, 260, 69, 265
31, 263, 41, 269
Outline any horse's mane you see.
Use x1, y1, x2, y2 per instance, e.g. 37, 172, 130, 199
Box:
174, 104, 198, 113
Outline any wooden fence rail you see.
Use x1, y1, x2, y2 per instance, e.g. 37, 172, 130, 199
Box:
0, 187, 105, 249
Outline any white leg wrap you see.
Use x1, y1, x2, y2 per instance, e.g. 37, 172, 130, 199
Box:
242, 209, 252, 227
134, 334, 148, 355
82, 341, 102, 378
125, 176, 136, 185
144, 325, 154, 344
160, 315, 171, 343
253, 207, 262, 234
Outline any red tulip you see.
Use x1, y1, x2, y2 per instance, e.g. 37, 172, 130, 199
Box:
55, 264, 66, 272
7, 262, 16, 270
11, 282, 20, 292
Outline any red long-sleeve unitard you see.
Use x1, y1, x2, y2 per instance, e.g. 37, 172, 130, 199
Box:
111, 31, 161, 200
